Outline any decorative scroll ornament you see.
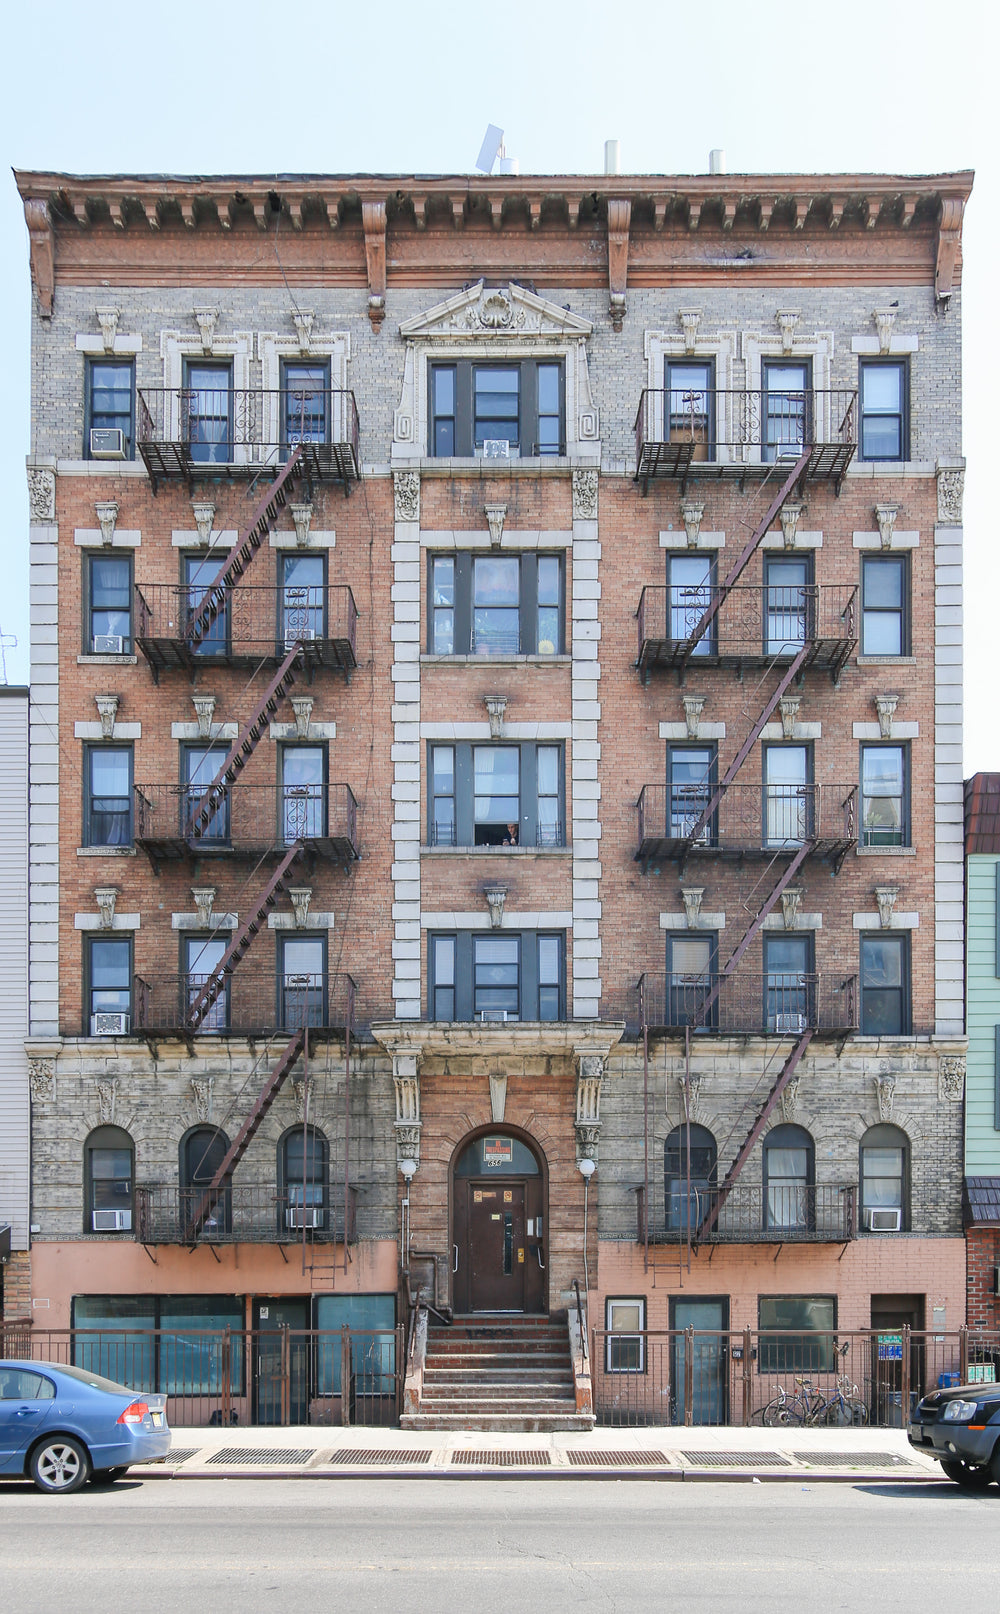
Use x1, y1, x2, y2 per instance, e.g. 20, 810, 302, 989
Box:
938, 1055, 965, 1102
680, 886, 704, 928
682, 694, 705, 739
95, 693, 119, 739
96, 307, 120, 352
680, 500, 704, 546
484, 695, 507, 740
778, 694, 801, 740
484, 886, 507, 930
192, 887, 216, 928
572, 469, 599, 521
288, 887, 313, 929
190, 1076, 212, 1124
289, 502, 313, 547
780, 887, 803, 931
94, 887, 118, 930
28, 1058, 55, 1104
484, 503, 507, 549
936, 467, 965, 525
393, 471, 420, 524
778, 502, 803, 549
873, 309, 897, 354
291, 309, 315, 354
677, 1071, 701, 1121
679, 309, 702, 355
27, 468, 56, 522
95, 500, 119, 547
875, 503, 898, 550
874, 885, 898, 930
874, 1068, 896, 1122
290, 694, 314, 739
193, 307, 219, 353
191, 692, 216, 739
874, 693, 898, 740
489, 1069, 507, 1124
776, 309, 800, 353
778, 1077, 800, 1123
191, 502, 216, 545
96, 1077, 117, 1125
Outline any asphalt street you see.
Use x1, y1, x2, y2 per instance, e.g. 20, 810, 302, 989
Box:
2, 1477, 999, 1612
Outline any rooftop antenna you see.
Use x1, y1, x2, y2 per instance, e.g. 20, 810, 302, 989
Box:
475, 125, 519, 176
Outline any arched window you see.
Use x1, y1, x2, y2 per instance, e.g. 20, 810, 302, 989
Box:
860, 1124, 909, 1231
179, 1126, 231, 1236
84, 1125, 134, 1233
763, 1124, 814, 1232
663, 1124, 717, 1229
279, 1126, 329, 1232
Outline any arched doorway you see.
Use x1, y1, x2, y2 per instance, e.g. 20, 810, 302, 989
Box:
451, 1129, 547, 1314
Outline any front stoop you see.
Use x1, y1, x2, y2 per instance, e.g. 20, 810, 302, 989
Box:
402, 1313, 595, 1433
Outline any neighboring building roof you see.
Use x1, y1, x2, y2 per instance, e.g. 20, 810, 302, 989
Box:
965, 1177, 1000, 1227
965, 774, 1000, 855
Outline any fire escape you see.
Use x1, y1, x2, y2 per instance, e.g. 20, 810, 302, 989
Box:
633, 386, 858, 1251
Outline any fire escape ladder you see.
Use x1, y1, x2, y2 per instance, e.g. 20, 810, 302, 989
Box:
184, 842, 306, 1030
185, 1028, 307, 1239
187, 642, 302, 841
695, 1029, 814, 1243
679, 447, 812, 666
184, 444, 304, 651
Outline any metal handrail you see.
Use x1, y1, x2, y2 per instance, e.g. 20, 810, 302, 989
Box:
574, 1278, 589, 1363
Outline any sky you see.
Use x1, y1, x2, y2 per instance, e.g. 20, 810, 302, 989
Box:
1, 0, 996, 767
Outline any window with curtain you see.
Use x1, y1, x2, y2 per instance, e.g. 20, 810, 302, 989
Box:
763, 1124, 814, 1231
85, 746, 132, 847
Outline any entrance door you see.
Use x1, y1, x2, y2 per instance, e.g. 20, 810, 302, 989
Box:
465, 1182, 526, 1312
871, 1295, 925, 1427
254, 1298, 309, 1426
670, 1297, 729, 1425
452, 1132, 546, 1314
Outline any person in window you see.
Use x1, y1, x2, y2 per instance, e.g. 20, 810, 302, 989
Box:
503, 822, 519, 846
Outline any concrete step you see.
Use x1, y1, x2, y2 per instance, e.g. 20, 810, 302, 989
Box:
402, 1411, 595, 1433
422, 1383, 576, 1402
424, 1369, 574, 1386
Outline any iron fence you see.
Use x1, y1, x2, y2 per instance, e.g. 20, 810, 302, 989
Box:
636, 781, 857, 860
133, 781, 358, 861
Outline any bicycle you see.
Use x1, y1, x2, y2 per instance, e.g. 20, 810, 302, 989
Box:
759, 1346, 868, 1427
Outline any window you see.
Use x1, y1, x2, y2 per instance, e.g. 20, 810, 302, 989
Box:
664, 1124, 717, 1229
665, 358, 713, 458
84, 745, 132, 847
429, 931, 565, 1022
71, 1295, 244, 1394
763, 1124, 814, 1231
281, 358, 329, 450
667, 553, 715, 655
764, 934, 812, 1033
182, 745, 229, 844
184, 553, 227, 656
861, 556, 907, 656
180, 1127, 232, 1236
0, 1368, 55, 1399
860, 934, 909, 1035
84, 1124, 134, 1232
666, 933, 716, 1028
860, 744, 908, 847
428, 742, 564, 849
183, 361, 232, 463
86, 936, 132, 1033
315, 1294, 397, 1396
667, 745, 715, 842
281, 745, 326, 844
764, 555, 812, 655
184, 936, 229, 1032
280, 1125, 328, 1232
763, 744, 812, 848
859, 360, 907, 462
758, 1296, 836, 1373
85, 358, 134, 458
605, 1297, 646, 1373
87, 554, 132, 654
762, 360, 810, 462
280, 935, 326, 1029
429, 553, 563, 658
281, 551, 325, 647
429, 360, 564, 458
860, 1124, 908, 1230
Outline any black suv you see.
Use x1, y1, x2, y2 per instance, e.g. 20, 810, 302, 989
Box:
908, 1382, 1000, 1489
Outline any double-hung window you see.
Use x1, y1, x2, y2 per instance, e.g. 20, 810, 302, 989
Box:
860, 744, 908, 847
279, 935, 327, 1030
86, 358, 134, 458
182, 745, 229, 845
88, 554, 132, 654
184, 936, 229, 1033
281, 552, 325, 648
667, 553, 714, 656
281, 359, 329, 451
859, 360, 907, 461
667, 745, 715, 843
861, 556, 907, 656
86, 935, 132, 1034
762, 360, 810, 462
666, 933, 716, 1028
429, 931, 565, 1022
763, 1124, 814, 1231
764, 555, 812, 655
183, 360, 232, 463
429, 360, 565, 457
184, 553, 228, 656
764, 934, 812, 1032
84, 745, 133, 847
605, 1298, 646, 1373
860, 934, 909, 1035
860, 1124, 908, 1230
430, 554, 563, 658
281, 744, 326, 844
665, 359, 713, 458
428, 742, 564, 848
764, 744, 813, 848
84, 1125, 134, 1232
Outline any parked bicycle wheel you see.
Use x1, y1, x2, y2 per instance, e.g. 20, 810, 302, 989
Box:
762, 1394, 807, 1426
824, 1395, 868, 1427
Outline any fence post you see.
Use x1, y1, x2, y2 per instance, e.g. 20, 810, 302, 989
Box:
684, 1326, 694, 1427
901, 1323, 910, 1426
281, 1326, 290, 1427
340, 1326, 351, 1427
221, 1327, 231, 1426
960, 1324, 969, 1383
742, 1327, 753, 1426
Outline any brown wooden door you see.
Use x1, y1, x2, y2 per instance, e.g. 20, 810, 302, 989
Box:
467, 1180, 526, 1312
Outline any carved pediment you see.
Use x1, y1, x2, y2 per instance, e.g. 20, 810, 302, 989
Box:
399, 280, 593, 342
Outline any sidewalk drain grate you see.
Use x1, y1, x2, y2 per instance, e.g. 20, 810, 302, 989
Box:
568, 1450, 669, 1467
790, 1451, 916, 1467
326, 1449, 433, 1465
683, 1451, 791, 1467
159, 1449, 201, 1464
206, 1447, 313, 1465
451, 1450, 551, 1467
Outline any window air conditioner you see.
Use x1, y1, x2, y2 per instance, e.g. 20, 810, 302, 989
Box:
90, 428, 127, 459
92, 1011, 130, 1036
285, 628, 318, 651
865, 1207, 902, 1233
483, 439, 511, 459
478, 1009, 509, 1023
286, 1207, 322, 1230
93, 635, 125, 656
92, 1209, 132, 1232
775, 1012, 808, 1034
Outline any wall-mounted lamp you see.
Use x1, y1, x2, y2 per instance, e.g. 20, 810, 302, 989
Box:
578, 1158, 596, 1180
578, 1158, 596, 1295
399, 1158, 417, 1181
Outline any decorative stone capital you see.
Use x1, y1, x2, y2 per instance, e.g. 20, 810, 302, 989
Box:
680, 885, 704, 928
27, 467, 56, 523
189, 1075, 212, 1123
290, 694, 314, 739
938, 1055, 965, 1102
677, 1072, 701, 1121
780, 886, 803, 931
778, 694, 801, 740
289, 502, 313, 548
875, 503, 898, 550
484, 886, 507, 930
288, 887, 313, 929
95, 693, 119, 739
291, 309, 314, 353
679, 308, 702, 354
28, 1058, 55, 1104
936, 465, 965, 525
575, 1058, 604, 1162
489, 1070, 507, 1124
572, 468, 599, 521
393, 470, 420, 524
874, 885, 899, 930
394, 1122, 422, 1166
778, 1077, 800, 1123
96, 307, 120, 352
191, 692, 217, 739
680, 500, 704, 547
776, 308, 800, 353
682, 694, 705, 739
484, 503, 507, 548
874, 1069, 896, 1122
94, 886, 119, 930
191, 502, 216, 545
874, 692, 899, 739
95, 1076, 117, 1125
484, 694, 507, 739
393, 1053, 421, 1165
95, 500, 119, 546
778, 501, 803, 549
873, 308, 897, 354
193, 306, 218, 353
191, 887, 216, 928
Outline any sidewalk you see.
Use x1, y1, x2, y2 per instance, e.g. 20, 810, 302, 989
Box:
138, 1422, 942, 1482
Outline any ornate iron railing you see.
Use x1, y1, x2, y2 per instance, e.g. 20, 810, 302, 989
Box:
137, 387, 360, 485
637, 583, 856, 673
134, 583, 357, 671
634, 387, 857, 475
134, 1182, 358, 1245
133, 782, 358, 860
642, 971, 858, 1035
636, 1182, 858, 1245
131, 969, 357, 1039
636, 782, 857, 859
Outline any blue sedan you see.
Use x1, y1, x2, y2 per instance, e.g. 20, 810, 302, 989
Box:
0, 1361, 171, 1492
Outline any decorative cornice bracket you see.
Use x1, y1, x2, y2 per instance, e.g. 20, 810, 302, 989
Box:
362, 200, 387, 330
24, 199, 54, 317
607, 198, 631, 332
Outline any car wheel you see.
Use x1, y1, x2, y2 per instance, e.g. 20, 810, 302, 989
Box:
29, 1436, 91, 1494
940, 1457, 993, 1490
89, 1466, 129, 1485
